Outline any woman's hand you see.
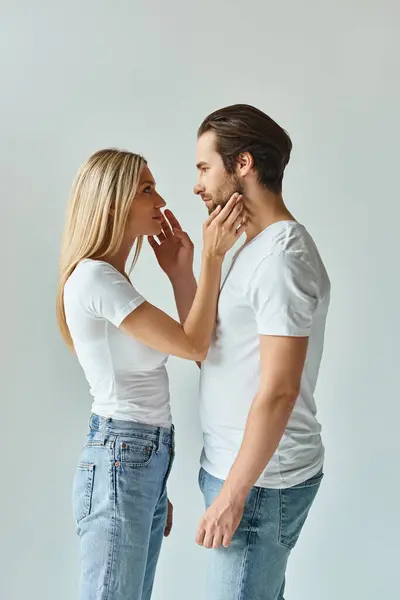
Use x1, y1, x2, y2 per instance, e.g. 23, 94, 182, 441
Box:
148, 210, 194, 282
164, 499, 173, 537
202, 193, 247, 259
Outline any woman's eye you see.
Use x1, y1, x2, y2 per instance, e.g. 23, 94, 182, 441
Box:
144, 186, 152, 194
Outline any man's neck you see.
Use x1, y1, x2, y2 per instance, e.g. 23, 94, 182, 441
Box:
243, 188, 295, 243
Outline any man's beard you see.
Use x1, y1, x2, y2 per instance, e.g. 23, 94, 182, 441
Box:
207, 174, 243, 215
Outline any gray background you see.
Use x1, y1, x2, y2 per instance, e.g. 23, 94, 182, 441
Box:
1, 1, 399, 598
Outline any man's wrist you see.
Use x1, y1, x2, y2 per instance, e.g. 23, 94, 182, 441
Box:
221, 478, 250, 506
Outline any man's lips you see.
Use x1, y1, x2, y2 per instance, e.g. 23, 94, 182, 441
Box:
201, 197, 213, 209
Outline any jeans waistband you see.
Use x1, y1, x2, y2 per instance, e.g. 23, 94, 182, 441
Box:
89, 413, 174, 446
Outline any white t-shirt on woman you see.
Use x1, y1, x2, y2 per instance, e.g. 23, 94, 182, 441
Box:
64, 259, 171, 427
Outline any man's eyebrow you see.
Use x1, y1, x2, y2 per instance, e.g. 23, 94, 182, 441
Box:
196, 161, 209, 169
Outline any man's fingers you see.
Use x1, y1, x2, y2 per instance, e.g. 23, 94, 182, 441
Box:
212, 531, 224, 549
164, 209, 183, 231
196, 524, 206, 546
222, 531, 233, 548
203, 528, 215, 549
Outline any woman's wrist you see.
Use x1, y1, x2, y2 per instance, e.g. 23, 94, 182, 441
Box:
201, 250, 224, 265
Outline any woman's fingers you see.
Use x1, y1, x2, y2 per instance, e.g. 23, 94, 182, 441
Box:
204, 193, 243, 228
160, 215, 173, 238
164, 209, 183, 232
148, 236, 159, 249
234, 219, 247, 237
173, 228, 194, 250
216, 193, 242, 223
204, 204, 222, 226
224, 202, 244, 229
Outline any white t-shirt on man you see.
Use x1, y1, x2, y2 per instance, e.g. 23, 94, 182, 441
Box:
199, 221, 330, 489
64, 259, 171, 427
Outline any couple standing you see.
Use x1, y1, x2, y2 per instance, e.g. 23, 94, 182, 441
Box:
57, 104, 330, 600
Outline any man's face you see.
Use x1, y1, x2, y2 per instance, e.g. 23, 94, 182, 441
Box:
194, 131, 243, 214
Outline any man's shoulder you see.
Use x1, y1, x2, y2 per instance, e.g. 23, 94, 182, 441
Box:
234, 221, 316, 273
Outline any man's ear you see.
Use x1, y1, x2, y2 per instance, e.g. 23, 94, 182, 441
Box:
236, 152, 254, 177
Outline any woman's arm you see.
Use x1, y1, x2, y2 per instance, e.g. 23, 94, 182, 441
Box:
148, 208, 197, 326
120, 193, 245, 360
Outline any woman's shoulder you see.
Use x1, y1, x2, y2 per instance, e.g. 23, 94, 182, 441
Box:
64, 259, 125, 299
69, 258, 124, 283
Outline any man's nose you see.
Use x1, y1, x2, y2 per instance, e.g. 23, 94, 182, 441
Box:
193, 183, 204, 195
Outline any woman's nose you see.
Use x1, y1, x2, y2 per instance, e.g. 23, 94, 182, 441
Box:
156, 194, 166, 208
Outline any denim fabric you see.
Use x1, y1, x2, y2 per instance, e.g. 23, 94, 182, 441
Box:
199, 467, 323, 600
72, 414, 175, 600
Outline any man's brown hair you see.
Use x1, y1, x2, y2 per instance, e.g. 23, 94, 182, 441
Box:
198, 104, 292, 194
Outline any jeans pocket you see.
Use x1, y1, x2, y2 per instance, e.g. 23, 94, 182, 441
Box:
73, 463, 95, 523
119, 437, 156, 467
278, 471, 323, 550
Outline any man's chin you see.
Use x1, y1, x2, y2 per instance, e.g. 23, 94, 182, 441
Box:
205, 200, 214, 214
207, 200, 229, 215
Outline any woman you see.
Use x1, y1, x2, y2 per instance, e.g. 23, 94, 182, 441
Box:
56, 148, 245, 600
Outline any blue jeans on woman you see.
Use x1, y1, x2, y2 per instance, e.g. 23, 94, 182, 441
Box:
72, 413, 175, 600
199, 467, 323, 600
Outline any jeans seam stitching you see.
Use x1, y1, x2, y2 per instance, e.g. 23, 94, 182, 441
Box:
120, 443, 156, 468
278, 489, 293, 549
102, 458, 117, 600
237, 487, 262, 599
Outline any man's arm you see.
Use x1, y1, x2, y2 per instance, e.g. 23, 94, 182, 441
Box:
196, 334, 308, 549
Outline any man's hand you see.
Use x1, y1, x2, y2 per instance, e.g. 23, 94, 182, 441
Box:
148, 210, 194, 281
164, 499, 173, 537
196, 491, 245, 549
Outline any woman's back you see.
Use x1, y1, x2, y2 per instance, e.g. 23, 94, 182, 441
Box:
64, 258, 171, 427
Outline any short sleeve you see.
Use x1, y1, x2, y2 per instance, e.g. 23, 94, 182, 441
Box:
82, 261, 145, 327
247, 253, 318, 336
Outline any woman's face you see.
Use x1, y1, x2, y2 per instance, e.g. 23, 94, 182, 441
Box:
125, 165, 166, 239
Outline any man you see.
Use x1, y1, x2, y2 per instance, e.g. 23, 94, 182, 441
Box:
150, 104, 330, 600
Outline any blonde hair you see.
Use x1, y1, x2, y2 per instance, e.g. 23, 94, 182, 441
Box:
57, 148, 146, 349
